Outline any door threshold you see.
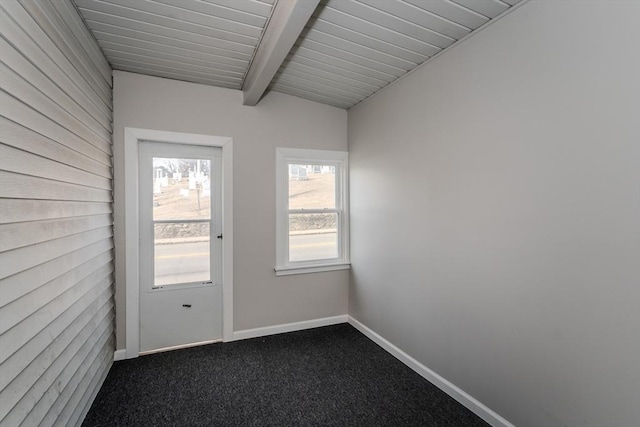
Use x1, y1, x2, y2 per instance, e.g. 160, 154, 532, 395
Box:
140, 339, 222, 356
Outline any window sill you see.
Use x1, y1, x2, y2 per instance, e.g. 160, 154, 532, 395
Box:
274, 262, 351, 276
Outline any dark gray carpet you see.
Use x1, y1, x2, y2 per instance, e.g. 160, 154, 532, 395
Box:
83, 324, 489, 426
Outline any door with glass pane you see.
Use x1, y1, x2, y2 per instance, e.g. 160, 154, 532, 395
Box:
138, 141, 222, 353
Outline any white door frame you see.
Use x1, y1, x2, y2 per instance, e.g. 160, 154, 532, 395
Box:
124, 127, 233, 359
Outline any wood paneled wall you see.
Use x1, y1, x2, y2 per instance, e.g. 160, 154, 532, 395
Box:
0, 0, 114, 425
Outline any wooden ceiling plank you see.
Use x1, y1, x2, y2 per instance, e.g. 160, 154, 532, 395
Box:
273, 73, 364, 103
402, 0, 489, 29
152, 0, 268, 27
288, 55, 388, 88
294, 46, 397, 82
101, 48, 245, 78
86, 21, 253, 60
359, 0, 470, 39
311, 19, 427, 64
110, 63, 241, 89
317, 7, 441, 57
74, 0, 258, 46
306, 28, 418, 69
283, 61, 381, 92
271, 84, 353, 109
450, 0, 509, 19
79, 10, 256, 55
78, 10, 256, 55
200, 0, 274, 18
298, 39, 408, 77
108, 57, 242, 83
105, 0, 264, 37
273, 80, 361, 106
279, 68, 375, 97
95, 36, 249, 70
326, 0, 454, 48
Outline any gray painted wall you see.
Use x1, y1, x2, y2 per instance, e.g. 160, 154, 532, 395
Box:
347, 1, 640, 426
112, 71, 349, 349
0, 0, 114, 425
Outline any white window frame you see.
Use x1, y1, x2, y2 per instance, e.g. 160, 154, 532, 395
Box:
275, 147, 350, 276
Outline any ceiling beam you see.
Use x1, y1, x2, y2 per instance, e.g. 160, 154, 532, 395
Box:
242, 0, 320, 106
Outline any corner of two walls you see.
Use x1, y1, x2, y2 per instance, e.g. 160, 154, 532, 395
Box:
347, 1, 640, 426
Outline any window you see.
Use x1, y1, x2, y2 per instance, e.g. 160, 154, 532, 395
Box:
138, 142, 222, 290
275, 148, 350, 275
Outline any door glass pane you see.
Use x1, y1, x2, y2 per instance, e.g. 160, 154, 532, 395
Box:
288, 164, 336, 209
289, 213, 338, 262
153, 158, 211, 220
154, 222, 210, 286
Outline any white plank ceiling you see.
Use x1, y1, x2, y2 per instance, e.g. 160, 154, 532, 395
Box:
74, 0, 524, 109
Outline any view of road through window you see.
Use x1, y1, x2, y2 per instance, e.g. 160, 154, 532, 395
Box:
152, 162, 337, 284
288, 164, 338, 262
152, 158, 212, 286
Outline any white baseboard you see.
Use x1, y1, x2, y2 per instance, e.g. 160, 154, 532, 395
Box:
113, 349, 126, 361
232, 314, 348, 341
115, 315, 509, 425
348, 316, 514, 427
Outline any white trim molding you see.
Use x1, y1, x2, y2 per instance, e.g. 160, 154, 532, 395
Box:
348, 316, 515, 427
242, 0, 320, 106
123, 127, 234, 359
232, 315, 348, 341
139, 339, 223, 356
275, 262, 351, 276
113, 349, 126, 362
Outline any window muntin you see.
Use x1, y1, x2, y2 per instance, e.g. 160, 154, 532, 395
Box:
276, 149, 349, 275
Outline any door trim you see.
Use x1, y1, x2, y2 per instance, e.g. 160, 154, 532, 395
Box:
124, 127, 233, 359
139, 338, 223, 356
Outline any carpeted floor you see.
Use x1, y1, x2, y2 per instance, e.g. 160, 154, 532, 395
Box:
83, 324, 489, 426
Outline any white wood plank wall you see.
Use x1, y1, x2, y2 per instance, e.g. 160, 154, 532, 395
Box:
0, 0, 114, 425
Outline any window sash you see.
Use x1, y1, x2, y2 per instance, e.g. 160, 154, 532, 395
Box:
288, 208, 340, 214
276, 148, 350, 275
287, 211, 342, 262
286, 161, 342, 211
